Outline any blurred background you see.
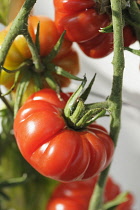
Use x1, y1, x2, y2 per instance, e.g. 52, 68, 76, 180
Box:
0, 0, 140, 209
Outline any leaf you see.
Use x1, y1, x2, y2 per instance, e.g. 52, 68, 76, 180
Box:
14, 71, 31, 117
44, 31, 66, 63
103, 192, 129, 209
54, 65, 83, 81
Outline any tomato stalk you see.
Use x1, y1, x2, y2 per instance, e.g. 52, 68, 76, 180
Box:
0, 90, 13, 115
88, 0, 125, 209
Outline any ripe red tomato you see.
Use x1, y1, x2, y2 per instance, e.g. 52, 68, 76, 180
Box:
46, 176, 134, 210
54, 0, 137, 58
123, 25, 137, 47
54, 0, 110, 42
14, 88, 114, 182
53, 0, 96, 13
78, 32, 113, 58
78, 25, 136, 59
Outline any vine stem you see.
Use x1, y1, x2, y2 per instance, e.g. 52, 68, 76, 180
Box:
0, 0, 43, 72
0, 90, 13, 115
88, 0, 125, 209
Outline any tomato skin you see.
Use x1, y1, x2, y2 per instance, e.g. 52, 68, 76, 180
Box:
123, 25, 137, 47
28, 16, 72, 57
54, 0, 96, 13
14, 89, 114, 182
78, 32, 113, 58
54, 0, 137, 58
46, 176, 134, 210
78, 25, 136, 59
54, 5, 110, 42
53, 49, 80, 87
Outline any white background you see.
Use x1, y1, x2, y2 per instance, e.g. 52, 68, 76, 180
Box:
1, 0, 140, 209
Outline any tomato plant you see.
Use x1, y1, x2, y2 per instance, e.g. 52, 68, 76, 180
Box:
46, 176, 134, 210
14, 88, 114, 182
0, 15, 72, 88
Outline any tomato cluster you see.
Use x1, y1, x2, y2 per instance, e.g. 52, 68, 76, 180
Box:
53, 0, 137, 58
0, 15, 79, 89
46, 176, 134, 210
14, 88, 114, 182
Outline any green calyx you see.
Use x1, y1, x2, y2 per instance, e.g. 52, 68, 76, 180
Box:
64, 75, 107, 130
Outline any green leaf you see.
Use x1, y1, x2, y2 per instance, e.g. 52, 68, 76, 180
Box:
14, 71, 31, 117
103, 192, 129, 209
64, 76, 87, 118
0, 174, 27, 188
54, 65, 83, 81
0, 0, 9, 25
1, 71, 21, 96
99, 23, 113, 33
44, 31, 66, 63
80, 74, 96, 102
35, 21, 40, 54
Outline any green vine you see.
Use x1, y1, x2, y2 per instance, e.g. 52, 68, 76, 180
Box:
88, 0, 125, 209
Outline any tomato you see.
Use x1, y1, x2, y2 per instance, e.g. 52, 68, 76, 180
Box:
11, 49, 79, 106
53, 0, 96, 13
0, 15, 72, 88
28, 15, 72, 58
46, 176, 134, 210
123, 25, 137, 47
14, 88, 114, 182
78, 25, 136, 58
54, 0, 137, 58
53, 49, 80, 87
54, 0, 110, 42
78, 32, 113, 58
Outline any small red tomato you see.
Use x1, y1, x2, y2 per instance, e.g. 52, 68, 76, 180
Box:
14, 88, 114, 182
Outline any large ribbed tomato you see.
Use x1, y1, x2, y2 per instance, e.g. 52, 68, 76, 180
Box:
54, 0, 110, 42
53, 0, 137, 58
14, 88, 114, 182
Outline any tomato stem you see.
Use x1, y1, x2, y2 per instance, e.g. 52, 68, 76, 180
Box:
89, 0, 125, 209
0, 90, 13, 115
64, 77, 107, 130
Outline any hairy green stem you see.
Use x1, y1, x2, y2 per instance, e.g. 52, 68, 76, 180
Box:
85, 101, 109, 110
0, 0, 41, 71
88, 1, 125, 209
0, 90, 13, 115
